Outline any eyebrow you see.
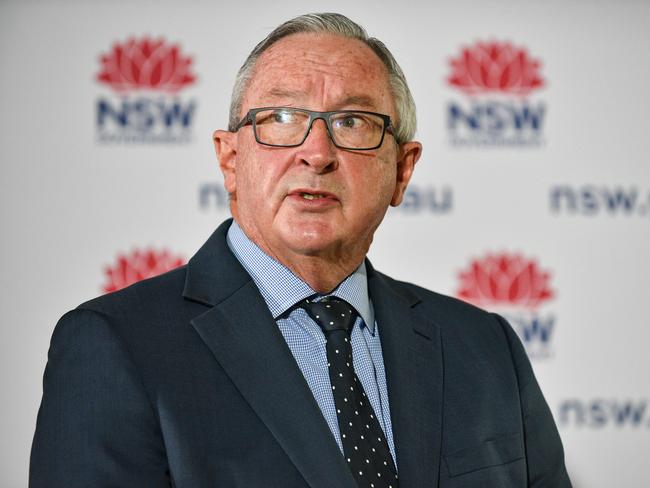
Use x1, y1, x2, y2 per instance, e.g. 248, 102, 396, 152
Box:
264, 88, 308, 102
334, 95, 377, 110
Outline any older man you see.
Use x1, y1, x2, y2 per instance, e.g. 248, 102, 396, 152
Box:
30, 13, 571, 488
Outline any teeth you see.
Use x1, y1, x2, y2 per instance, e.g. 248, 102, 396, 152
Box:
301, 193, 323, 200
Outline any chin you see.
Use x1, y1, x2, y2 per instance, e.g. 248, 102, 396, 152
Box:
279, 226, 340, 256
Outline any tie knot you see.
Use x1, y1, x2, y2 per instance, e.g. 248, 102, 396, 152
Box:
300, 297, 358, 334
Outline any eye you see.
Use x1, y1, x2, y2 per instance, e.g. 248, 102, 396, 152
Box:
332, 113, 374, 131
337, 115, 362, 129
272, 110, 296, 124
342, 116, 359, 128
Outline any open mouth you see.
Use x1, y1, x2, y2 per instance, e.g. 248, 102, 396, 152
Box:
289, 189, 338, 202
299, 192, 327, 200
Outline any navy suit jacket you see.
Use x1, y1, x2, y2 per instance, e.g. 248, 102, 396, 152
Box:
30, 219, 571, 487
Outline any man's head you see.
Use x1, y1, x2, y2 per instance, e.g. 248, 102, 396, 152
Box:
214, 13, 422, 289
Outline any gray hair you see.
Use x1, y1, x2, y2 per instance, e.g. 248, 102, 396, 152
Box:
228, 12, 417, 144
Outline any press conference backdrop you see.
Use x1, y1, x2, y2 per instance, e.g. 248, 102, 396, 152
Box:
1, 0, 648, 486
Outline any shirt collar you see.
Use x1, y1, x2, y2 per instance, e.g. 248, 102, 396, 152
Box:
226, 220, 374, 333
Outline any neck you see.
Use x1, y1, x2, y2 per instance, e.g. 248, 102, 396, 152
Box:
276, 253, 363, 294
233, 218, 368, 294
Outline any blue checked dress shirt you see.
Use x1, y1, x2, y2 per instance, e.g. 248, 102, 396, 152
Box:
226, 220, 397, 466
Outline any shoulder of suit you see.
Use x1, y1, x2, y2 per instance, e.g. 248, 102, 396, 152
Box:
75, 265, 191, 320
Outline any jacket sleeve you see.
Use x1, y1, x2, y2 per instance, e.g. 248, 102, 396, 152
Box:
30, 308, 171, 487
493, 313, 572, 488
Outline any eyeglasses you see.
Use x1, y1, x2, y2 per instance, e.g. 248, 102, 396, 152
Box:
234, 107, 395, 150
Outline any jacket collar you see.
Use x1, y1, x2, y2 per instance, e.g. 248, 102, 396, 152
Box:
182, 219, 250, 306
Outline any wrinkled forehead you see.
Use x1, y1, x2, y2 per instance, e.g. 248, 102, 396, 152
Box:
242, 33, 395, 114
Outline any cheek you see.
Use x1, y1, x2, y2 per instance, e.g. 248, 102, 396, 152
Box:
369, 157, 397, 200
236, 149, 284, 211
349, 160, 397, 216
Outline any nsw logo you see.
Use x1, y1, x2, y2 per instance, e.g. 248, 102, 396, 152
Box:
102, 248, 185, 293
446, 41, 546, 147
455, 252, 557, 358
95, 37, 198, 144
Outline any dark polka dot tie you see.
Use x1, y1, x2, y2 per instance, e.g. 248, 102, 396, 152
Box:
300, 297, 398, 488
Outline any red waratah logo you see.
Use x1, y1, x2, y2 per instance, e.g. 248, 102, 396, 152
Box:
448, 41, 544, 95
102, 248, 186, 293
456, 252, 554, 308
97, 37, 196, 93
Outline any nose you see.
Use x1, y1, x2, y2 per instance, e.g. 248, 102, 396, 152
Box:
296, 118, 338, 173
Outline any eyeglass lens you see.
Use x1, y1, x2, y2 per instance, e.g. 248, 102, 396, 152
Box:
253, 109, 386, 149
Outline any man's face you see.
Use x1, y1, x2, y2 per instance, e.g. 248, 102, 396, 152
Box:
215, 33, 421, 267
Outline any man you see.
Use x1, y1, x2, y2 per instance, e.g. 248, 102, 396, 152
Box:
31, 13, 571, 488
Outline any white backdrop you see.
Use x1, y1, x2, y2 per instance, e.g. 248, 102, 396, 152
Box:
1, 0, 648, 486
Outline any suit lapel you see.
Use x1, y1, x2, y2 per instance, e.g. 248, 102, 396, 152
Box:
184, 220, 357, 488
368, 263, 443, 487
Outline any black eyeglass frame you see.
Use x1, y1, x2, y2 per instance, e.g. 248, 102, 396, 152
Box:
234, 107, 396, 150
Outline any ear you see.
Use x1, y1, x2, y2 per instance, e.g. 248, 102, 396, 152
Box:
213, 129, 238, 194
390, 141, 422, 206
